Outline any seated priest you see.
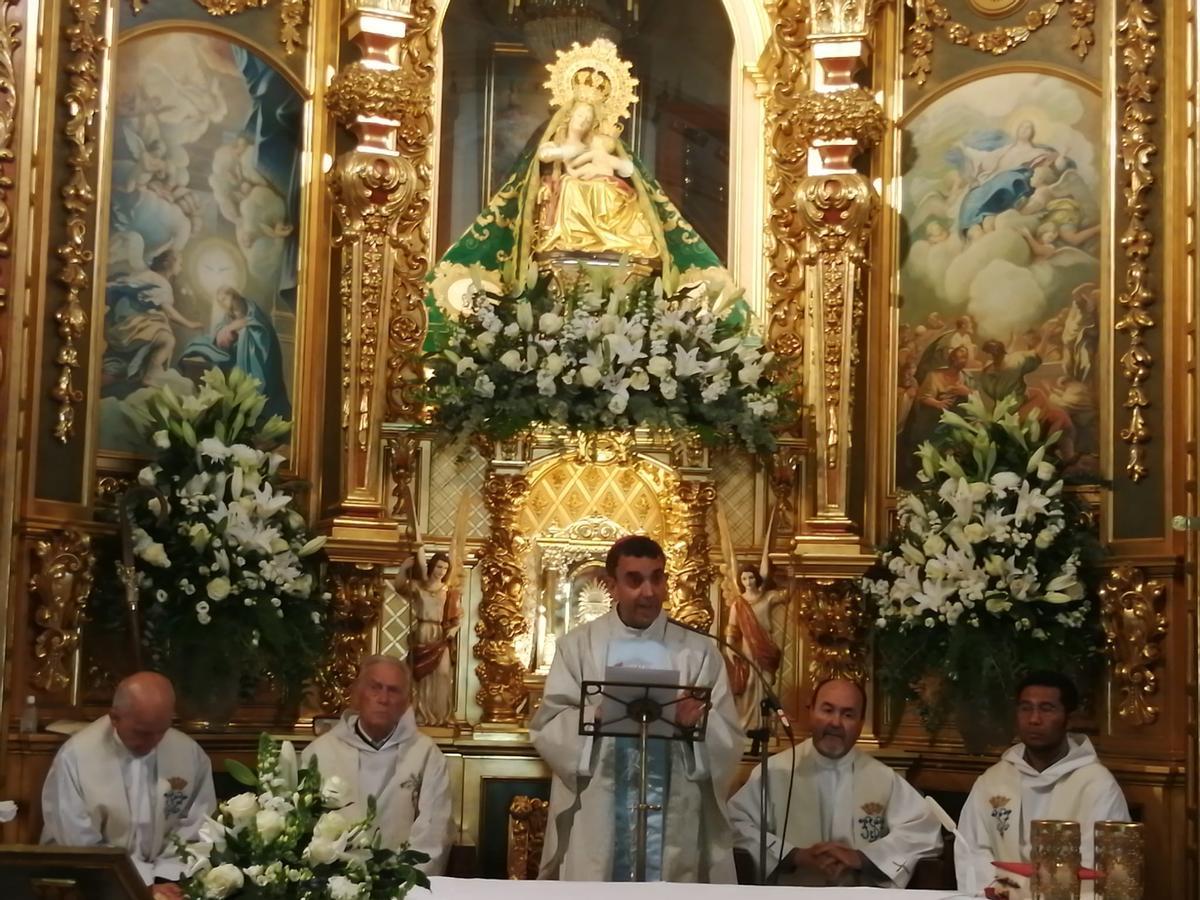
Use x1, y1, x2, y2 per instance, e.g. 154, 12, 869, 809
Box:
728, 678, 942, 886
302, 654, 452, 875
41, 672, 216, 898
955, 670, 1130, 894
529, 535, 742, 883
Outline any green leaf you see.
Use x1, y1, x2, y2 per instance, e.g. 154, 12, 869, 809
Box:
225, 758, 258, 788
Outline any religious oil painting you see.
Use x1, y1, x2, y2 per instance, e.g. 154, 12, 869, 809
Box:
895, 71, 1103, 488
98, 31, 302, 455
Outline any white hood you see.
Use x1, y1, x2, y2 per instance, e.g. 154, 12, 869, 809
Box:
329, 707, 418, 754
1001, 732, 1099, 789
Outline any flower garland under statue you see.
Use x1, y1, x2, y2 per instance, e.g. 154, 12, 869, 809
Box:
865, 393, 1103, 749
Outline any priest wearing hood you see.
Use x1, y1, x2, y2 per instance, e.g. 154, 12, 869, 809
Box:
529, 535, 742, 882
955, 670, 1130, 894
728, 678, 942, 886
302, 655, 452, 874
41, 672, 216, 895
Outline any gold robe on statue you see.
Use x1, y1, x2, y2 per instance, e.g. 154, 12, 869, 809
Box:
537, 175, 659, 259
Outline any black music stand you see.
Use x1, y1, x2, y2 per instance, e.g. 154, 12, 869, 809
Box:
579, 678, 713, 882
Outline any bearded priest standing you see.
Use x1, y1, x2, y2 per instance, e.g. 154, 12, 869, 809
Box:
530, 535, 742, 883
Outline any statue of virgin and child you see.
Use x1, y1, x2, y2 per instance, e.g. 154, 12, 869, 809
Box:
426, 38, 734, 345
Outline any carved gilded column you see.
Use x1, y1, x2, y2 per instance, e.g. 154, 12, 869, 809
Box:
796, 577, 867, 684
325, 0, 434, 549
794, 2, 883, 528
667, 479, 717, 630
475, 457, 531, 725
1099, 565, 1168, 726
316, 563, 386, 713
29, 530, 95, 693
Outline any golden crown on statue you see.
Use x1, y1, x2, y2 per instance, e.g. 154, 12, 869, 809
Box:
544, 38, 638, 135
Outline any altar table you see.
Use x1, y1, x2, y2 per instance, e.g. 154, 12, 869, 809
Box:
422, 877, 961, 899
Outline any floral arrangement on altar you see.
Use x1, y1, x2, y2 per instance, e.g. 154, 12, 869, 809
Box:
423, 265, 794, 454
865, 393, 1103, 745
180, 734, 430, 899
124, 368, 328, 707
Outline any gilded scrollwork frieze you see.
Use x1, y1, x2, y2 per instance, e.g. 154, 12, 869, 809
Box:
794, 87, 885, 149
0, 0, 19, 310
764, 0, 809, 378
1099, 565, 1167, 726
52, 0, 104, 444
317, 563, 386, 713
796, 577, 867, 684
130, 0, 305, 54
29, 530, 96, 692
1114, 0, 1158, 482
905, 0, 1096, 86
475, 468, 531, 723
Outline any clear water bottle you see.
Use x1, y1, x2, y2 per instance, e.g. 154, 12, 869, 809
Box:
18, 695, 37, 733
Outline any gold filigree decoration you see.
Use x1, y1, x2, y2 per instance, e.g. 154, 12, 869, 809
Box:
796, 577, 867, 683
29, 530, 96, 692
1114, 0, 1158, 482
798, 175, 877, 468
665, 480, 717, 630
326, 63, 433, 129
330, 154, 415, 451
52, 0, 104, 444
129, 0, 305, 54
317, 563, 386, 713
1099, 565, 1166, 725
507, 795, 550, 880
905, 0, 1095, 86
764, 0, 809, 404
0, 0, 19, 309
475, 467, 531, 723
794, 87, 886, 149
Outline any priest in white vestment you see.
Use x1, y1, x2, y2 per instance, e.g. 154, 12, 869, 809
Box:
530, 535, 742, 883
302, 655, 452, 874
955, 670, 1130, 895
41, 672, 215, 895
729, 678, 942, 886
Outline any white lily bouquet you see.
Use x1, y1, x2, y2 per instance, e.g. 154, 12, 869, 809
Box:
866, 393, 1102, 741
181, 734, 430, 899
424, 265, 794, 454
125, 368, 328, 704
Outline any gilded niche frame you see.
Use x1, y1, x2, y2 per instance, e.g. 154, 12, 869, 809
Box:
27, 0, 334, 513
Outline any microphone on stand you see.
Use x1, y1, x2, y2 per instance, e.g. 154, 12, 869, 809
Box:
667, 617, 797, 885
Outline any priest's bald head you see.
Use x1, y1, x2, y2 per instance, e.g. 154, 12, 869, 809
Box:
809, 678, 867, 760
109, 671, 175, 757
354, 654, 411, 742
605, 535, 667, 630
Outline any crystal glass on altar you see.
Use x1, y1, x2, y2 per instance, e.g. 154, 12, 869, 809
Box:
1094, 821, 1144, 900
1031, 819, 1082, 900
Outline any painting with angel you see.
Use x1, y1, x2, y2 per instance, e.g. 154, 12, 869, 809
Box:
896, 72, 1103, 488
98, 31, 301, 454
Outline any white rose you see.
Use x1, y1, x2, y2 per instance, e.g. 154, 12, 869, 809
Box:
137, 465, 158, 487
542, 353, 565, 377
921, 534, 947, 557
200, 863, 244, 899
628, 369, 650, 391
222, 792, 259, 830
499, 349, 523, 371
647, 356, 672, 379
314, 810, 349, 839
206, 577, 231, 602
608, 390, 629, 414
962, 523, 987, 544
579, 365, 602, 388
659, 377, 678, 400
256, 808, 285, 843
539, 312, 564, 334
319, 778, 352, 811
305, 835, 339, 865
139, 542, 170, 568
328, 875, 365, 900
153, 430, 170, 449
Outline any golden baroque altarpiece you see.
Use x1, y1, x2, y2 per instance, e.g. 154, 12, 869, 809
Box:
0, 0, 1195, 894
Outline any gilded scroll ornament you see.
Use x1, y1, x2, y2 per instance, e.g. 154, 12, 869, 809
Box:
317, 563, 386, 713
130, 0, 305, 54
326, 63, 432, 130
665, 480, 717, 630
770, 441, 803, 537
29, 530, 96, 692
796, 577, 867, 684
52, 0, 104, 444
808, 0, 868, 35
1099, 565, 1166, 726
1115, 0, 1158, 482
475, 469, 531, 723
387, 432, 421, 518
507, 795, 550, 880
794, 87, 886, 149
764, 0, 809, 375
0, 0, 18, 309
905, 0, 1096, 86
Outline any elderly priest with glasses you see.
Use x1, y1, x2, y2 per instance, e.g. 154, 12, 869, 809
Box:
530, 535, 742, 883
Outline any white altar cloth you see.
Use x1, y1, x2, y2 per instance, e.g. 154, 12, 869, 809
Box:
423, 877, 960, 899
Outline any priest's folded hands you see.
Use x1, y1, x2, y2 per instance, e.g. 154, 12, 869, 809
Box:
787, 842, 868, 881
